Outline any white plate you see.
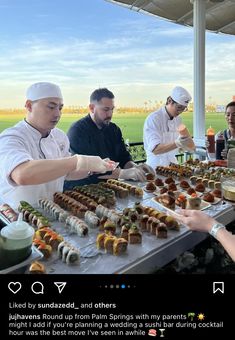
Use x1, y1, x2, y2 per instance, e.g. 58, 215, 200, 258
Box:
201, 196, 222, 205
211, 196, 222, 205
143, 188, 157, 194
151, 198, 181, 218
191, 200, 211, 210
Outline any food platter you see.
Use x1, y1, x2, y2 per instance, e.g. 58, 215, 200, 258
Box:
151, 197, 211, 214
0, 245, 43, 274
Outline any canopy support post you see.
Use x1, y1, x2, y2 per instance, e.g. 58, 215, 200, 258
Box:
192, 0, 206, 147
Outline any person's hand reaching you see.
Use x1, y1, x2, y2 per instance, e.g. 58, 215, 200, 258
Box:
134, 163, 155, 176
119, 167, 146, 181
99, 167, 146, 181
75, 155, 115, 173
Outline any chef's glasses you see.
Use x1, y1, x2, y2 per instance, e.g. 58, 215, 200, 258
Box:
171, 99, 188, 112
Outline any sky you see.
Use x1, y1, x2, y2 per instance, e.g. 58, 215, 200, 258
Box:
0, 0, 234, 108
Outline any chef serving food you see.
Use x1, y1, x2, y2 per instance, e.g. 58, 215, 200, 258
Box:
0, 82, 115, 208
143, 86, 195, 168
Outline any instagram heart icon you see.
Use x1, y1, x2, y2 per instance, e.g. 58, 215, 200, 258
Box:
8, 282, 22, 294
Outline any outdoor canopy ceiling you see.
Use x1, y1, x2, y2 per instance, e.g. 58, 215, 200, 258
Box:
106, 0, 235, 146
106, 0, 235, 35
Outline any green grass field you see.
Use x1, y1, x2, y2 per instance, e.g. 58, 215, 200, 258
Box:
0, 111, 227, 142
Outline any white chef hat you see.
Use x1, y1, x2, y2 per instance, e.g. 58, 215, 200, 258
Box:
26, 82, 63, 101
171, 86, 191, 106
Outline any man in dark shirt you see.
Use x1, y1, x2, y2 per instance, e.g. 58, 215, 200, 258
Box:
64, 88, 154, 189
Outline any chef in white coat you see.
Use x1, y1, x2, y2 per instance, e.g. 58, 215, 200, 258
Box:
0, 82, 114, 208
143, 86, 193, 168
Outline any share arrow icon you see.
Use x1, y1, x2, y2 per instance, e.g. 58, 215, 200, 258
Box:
54, 282, 67, 294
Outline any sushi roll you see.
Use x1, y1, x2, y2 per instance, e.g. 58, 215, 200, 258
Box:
120, 224, 131, 241
104, 220, 116, 235
36, 227, 51, 239
139, 215, 149, 231
58, 211, 70, 222
29, 261, 46, 274
66, 216, 89, 236
84, 211, 100, 228
99, 216, 108, 231
128, 225, 142, 244
150, 218, 160, 235
113, 238, 128, 256
104, 235, 117, 254
48, 234, 63, 250
62, 244, 71, 263
96, 233, 107, 249
108, 213, 121, 227
156, 223, 168, 239
0, 203, 18, 222
57, 241, 69, 259
36, 242, 52, 259
75, 222, 89, 237
43, 231, 54, 244
95, 204, 105, 218
66, 248, 80, 265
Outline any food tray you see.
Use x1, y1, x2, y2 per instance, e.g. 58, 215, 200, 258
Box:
0, 245, 43, 274
151, 197, 211, 213
0, 212, 10, 229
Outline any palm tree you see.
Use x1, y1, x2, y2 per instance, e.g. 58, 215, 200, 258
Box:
144, 101, 148, 112
188, 312, 195, 321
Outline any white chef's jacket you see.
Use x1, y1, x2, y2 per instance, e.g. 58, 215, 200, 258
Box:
0, 120, 70, 209
143, 107, 182, 169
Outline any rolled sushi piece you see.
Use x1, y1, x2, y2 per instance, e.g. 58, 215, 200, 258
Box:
62, 245, 71, 263
65, 248, 80, 265
57, 241, 69, 259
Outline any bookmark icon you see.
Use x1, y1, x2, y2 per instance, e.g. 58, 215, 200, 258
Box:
213, 282, 224, 294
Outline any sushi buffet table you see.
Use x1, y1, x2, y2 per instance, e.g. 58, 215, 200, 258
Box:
40, 186, 235, 274
1, 168, 235, 274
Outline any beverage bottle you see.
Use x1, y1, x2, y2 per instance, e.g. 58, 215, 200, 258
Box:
177, 124, 195, 151
0, 213, 34, 269
206, 126, 215, 153
215, 133, 225, 160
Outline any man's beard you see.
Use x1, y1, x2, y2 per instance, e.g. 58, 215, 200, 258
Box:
96, 117, 111, 129
102, 119, 110, 126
